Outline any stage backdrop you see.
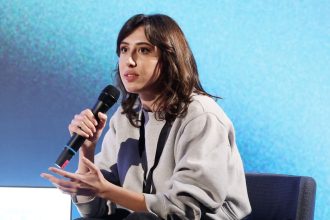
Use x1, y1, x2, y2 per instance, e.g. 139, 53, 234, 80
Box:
1, 1, 329, 219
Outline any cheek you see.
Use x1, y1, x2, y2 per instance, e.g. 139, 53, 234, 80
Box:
147, 61, 160, 78
118, 58, 125, 73
118, 62, 125, 83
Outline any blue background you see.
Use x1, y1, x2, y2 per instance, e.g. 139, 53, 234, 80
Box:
0, 1, 329, 219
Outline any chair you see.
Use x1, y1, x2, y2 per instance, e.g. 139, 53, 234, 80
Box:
244, 173, 316, 220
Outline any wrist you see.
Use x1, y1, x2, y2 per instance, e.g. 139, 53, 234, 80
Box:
98, 180, 114, 199
77, 147, 95, 174
79, 143, 96, 155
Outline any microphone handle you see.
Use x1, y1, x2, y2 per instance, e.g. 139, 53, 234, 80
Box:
55, 131, 87, 169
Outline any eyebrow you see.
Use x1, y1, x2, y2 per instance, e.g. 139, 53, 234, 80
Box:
120, 41, 154, 47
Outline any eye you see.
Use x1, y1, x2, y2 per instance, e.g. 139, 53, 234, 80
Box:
120, 46, 128, 54
139, 47, 151, 54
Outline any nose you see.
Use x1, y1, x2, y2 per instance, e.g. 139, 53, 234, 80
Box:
127, 56, 136, 67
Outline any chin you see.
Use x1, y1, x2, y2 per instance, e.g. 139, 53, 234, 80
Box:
124, 87, 140, 94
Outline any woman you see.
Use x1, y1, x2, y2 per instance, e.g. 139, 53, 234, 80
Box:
41, 14, 251, 220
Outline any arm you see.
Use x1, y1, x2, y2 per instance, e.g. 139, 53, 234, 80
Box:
42, 109, 113, 217
72, 109, 121, 217
82, 157, 148, 212
67, 109, 108, 174
144, 113, 250, 219
45, 156, 148, 212
42, 108, 146, 217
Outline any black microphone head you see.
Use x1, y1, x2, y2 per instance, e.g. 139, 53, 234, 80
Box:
98, 85, 120, 105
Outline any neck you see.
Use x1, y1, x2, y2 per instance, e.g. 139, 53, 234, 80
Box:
139, 92, 159, 112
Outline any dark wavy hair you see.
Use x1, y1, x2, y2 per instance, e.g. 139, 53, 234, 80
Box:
116, 14, 218, 127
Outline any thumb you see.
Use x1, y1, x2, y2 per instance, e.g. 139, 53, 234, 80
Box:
97, 112, 108, 129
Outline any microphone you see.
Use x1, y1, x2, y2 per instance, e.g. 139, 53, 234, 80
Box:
55, 85, 120, 169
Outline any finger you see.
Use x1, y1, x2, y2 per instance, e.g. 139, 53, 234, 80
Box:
48, 167, 80, 181
80, 114, 97, 134
97, 112, 108, 129
61, 179, 95, 196
41, 173, 93, 196
98, 112, 107, 121
81, 157, 99, 173
69, 124, 89, 138
69, 118, 90, 138
78, 120, 95, 136
75, 114, 96, 135
83, 109, 98, 127
41, 173, 76, 189
40, 172, 57, 184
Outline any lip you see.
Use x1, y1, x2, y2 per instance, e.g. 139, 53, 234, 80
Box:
124, 70, 138, 76
123, 70, 139, 82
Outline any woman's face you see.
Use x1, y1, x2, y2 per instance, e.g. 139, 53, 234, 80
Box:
119, 26, 160, 98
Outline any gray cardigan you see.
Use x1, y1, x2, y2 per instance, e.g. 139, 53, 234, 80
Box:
74, 94, 251, 220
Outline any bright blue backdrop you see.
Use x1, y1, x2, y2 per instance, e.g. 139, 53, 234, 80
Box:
0, 1, 329, 219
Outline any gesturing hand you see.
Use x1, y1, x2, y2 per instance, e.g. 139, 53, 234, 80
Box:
41, 157, 109, 198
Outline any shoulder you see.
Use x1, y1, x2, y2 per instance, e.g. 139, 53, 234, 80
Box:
188, 94, 232, 119
189, 94, 221, 114
185, 94, 233, 128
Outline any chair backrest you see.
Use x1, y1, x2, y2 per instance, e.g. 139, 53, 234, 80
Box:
244, 173, 316, 220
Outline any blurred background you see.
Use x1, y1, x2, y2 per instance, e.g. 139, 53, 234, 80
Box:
0, 1, 329, 219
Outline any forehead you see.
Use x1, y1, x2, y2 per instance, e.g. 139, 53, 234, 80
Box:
121, 26, 150, 44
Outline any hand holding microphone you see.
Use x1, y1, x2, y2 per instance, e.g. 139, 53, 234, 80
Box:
55, 85, 120, 169
69, 109, 107, 147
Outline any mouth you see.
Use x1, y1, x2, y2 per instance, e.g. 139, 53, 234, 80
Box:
123, 71, 139, 82
124, 71, 138, 77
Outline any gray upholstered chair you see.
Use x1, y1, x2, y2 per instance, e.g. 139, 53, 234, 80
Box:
244, 173, 316, 220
